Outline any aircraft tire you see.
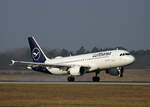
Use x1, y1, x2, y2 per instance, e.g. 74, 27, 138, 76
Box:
92, 76, 100, 82
67, 76, 75, 82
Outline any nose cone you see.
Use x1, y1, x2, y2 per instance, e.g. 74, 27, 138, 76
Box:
129, 55, 135, 64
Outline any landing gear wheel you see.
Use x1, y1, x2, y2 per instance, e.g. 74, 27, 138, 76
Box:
67, 76, 75, 82
92, 71, 100, 82
92, 76, 100, 82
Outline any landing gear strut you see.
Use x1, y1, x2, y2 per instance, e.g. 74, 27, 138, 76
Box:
67, 76, 75, 82
92, 72, 100, 82
117, 67, 124, 77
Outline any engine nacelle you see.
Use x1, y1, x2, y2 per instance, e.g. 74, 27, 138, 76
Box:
69, 66, 85, 76
47, 67, 68, 75
27, 66, 32, 70
106, 68, 119, 76
106, 67, 124, 77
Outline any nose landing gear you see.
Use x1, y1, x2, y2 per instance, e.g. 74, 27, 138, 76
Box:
117, 67, 124, 77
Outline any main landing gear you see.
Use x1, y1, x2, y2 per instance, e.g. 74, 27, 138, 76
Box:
67, 76, 75, 82
67, 71, 100, 82
92, 71, 100, 82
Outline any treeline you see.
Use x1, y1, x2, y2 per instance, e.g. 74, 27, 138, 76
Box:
46, 46, 150, 57
0, 46, 150, 69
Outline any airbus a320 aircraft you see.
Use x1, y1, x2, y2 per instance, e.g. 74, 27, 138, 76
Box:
11, 36, 135, 82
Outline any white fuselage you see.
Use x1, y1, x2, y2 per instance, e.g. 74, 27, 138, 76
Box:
44, 50, 135, 75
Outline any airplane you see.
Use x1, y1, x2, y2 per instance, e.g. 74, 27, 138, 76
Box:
11, 36, 135, 82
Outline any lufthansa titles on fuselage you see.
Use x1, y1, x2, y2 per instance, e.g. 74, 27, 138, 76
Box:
92, 52, 111, 58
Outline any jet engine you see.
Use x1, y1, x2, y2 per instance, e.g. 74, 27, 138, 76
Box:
106, 67, 124, 77
69, 66, 86, 76
27, 66, 32, 70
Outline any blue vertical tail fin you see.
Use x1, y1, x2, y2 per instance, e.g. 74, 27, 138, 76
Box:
28, 36, 48, 63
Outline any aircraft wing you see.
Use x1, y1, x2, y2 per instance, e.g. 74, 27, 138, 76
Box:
10, 60, 90, 68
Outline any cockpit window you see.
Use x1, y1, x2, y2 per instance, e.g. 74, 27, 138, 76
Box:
125, 53, 130, 55
120, 53, 130, 56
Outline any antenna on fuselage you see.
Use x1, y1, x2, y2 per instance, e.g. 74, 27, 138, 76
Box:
116, 48, 119, 50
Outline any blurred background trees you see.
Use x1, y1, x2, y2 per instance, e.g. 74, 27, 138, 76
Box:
0, 46, 150, 69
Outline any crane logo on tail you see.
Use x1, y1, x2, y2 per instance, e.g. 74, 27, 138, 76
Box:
32, 48, 41, 61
